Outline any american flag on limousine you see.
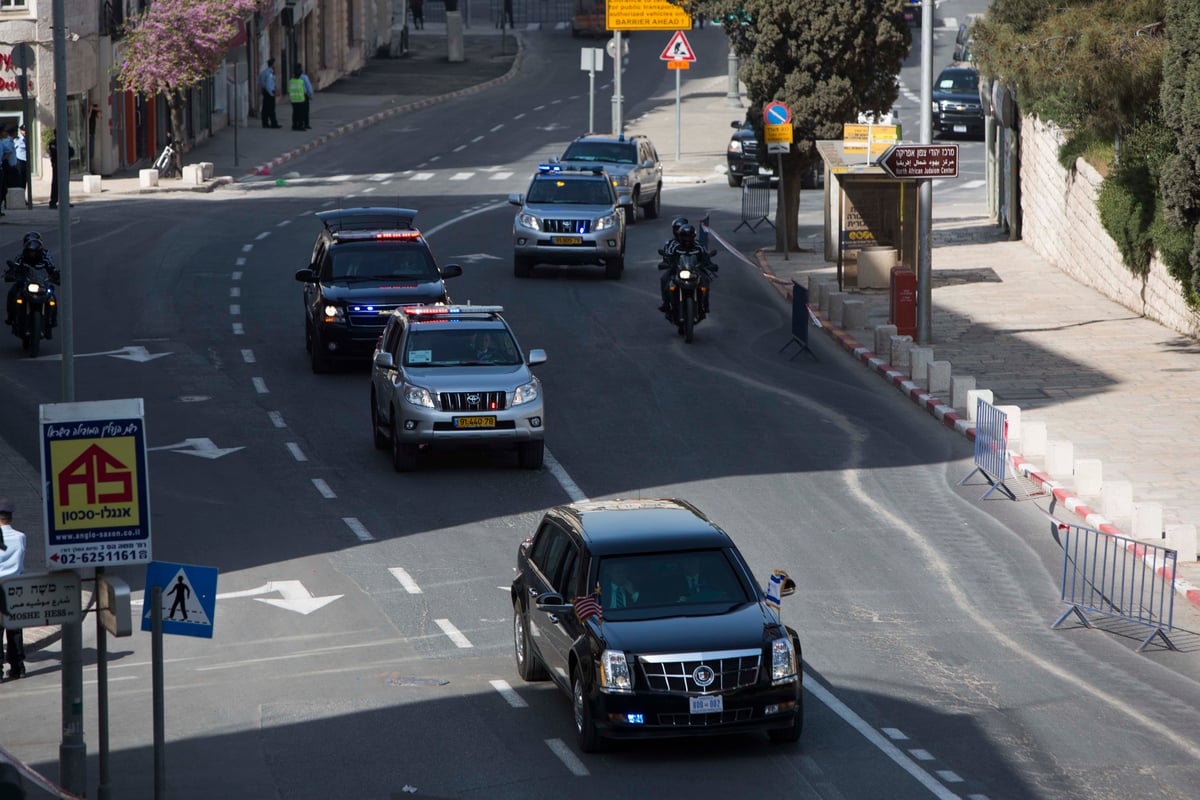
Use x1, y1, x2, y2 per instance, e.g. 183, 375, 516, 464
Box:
573, 589, 603, 624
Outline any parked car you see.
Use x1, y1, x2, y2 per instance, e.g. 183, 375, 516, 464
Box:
511, 498, 803, 752
953, 22, 975, 63
932, 65, 985, 139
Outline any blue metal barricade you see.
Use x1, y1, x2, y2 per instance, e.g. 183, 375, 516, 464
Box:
734, 176, 774, 232
1052, 520, 1177, 652
958, 398, 1012, 499
778, 280, 818, 361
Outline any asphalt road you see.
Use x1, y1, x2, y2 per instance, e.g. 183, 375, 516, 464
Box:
3, 20, 1200, 800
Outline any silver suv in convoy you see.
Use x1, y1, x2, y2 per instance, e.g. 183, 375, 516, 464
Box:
369, 305, 547, 471
554, 133, 664, 223
509, 164, 626, 279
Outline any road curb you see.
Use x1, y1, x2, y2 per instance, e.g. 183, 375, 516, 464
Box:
751, 248, 1200, 615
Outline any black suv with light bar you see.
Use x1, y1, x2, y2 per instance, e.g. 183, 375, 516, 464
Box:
512, 498, 803, 752
294, 207, 463, 373
370, 304, 547, 471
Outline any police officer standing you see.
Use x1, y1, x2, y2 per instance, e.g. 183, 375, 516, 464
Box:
0, 498, 27, 681
289, 65, 313, 131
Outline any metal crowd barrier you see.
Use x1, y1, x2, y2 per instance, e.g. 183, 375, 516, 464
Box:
1052, 520, 1177, 652
958, 398, 1013, 499
778, 279, 819, 361
734, 176, 774, 232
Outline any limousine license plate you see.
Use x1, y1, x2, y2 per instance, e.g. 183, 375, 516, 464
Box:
552, 236, 583, 245
953, 124, 968, 133
453, 416, 496, 429
689, 695, 723, 714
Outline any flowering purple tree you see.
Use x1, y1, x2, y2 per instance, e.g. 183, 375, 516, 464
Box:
116, 0, 262, 175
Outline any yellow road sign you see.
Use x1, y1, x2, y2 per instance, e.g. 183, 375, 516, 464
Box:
765, 123, 793, 144
842, 123, 901, 154
607, 0, 692, 30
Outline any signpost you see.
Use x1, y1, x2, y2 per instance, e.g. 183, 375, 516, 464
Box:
607, 0, 693, 134
580, 47, 605, 133
878, 143, 960, 179
660, 31, 696, 160
763, 101, 793, 259
0, 571, 81, 627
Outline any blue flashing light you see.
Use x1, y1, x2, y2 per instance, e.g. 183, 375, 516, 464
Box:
625, 713, 644, 725
537, 163, 563, 174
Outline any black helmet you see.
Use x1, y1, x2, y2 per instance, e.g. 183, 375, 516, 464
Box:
671, 216, 689, 237
22, 232, 41, 248
22, 235, 43, 256
677, 224, 697, 248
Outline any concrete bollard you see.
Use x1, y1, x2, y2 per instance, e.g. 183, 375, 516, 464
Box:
965, 389, 994, 422
1132, 502, 1163, 540
1165, 524, 1198, 561
139, 168, 159, 188
181, 164, 204, 185
1074, 458, 1102, 496
1044, 440, 1074, 477
842, 299, 867, 329
1101, 480, 1133, 520
828, 292, 848, 325
995, 404, 1021, 446
874, 324, 897, 356
1021, 420, 1047, 458
81, 174, 102, 194
6, 187, 24, 208
890, 335, 913, 370
819, 283, 841, 316
928, 361, 951, 394
951, 375, 976, 411
199, 161, 214, 180
909, 347, 933, 386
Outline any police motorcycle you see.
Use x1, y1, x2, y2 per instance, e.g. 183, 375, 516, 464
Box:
658, 224, 717, 344
5, 238, 59, 358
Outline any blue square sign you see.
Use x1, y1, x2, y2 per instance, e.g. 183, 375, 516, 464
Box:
142, 561, 219, 639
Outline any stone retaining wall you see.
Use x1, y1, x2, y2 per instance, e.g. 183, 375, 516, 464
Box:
1019, 116, 1200, 339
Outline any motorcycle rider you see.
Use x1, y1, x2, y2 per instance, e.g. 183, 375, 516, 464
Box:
658, 224, 717, 314
6, 232, 59, 331
657, 216, 690, 312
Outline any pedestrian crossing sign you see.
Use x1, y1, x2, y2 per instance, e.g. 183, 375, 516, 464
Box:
141, 561, 219, 639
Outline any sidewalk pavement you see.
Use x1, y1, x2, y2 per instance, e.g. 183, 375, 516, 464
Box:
5, 23, 1197, 665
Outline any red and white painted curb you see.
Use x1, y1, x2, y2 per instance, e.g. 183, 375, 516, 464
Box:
753, 249, 1200, 614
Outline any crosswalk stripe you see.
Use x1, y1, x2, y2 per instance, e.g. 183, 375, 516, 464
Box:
450, 172, 474, 181
409, 172, 434, 181
490, 172, 513, 180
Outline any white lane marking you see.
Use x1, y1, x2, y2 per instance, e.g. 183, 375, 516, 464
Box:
409, 172, 434, 181
329, 174, 353, 182
967, 795, 991, 800
230, 287, 241, 297
550, 99, 562, 105
489, 679, 528, 708
429, 155, 441, 162
241, 349, 255, 363
232, 322, 244, 335
343, 517, 374, 542
937, 772, 963, 783
255, 231, 270, 240
362, 186, 377, 193
286, 442, 307, 462
910, 749, 934, 761
241, 244, 253, 252
453, 144, 467, 152
232, 271, 242, 280
513, 113, 525, 120
311, 478, 336, 499
490, 172, 513, 180
450, 172, 474, 181
370, 173, 393, 182
276, 219, 291, 227
235, 257, 246, 266
268, 411, 286, 428
230, 304, 241, 315
471, 135, 484, 143
489, 124, 503, 133
804, 677, 961, 800
544, 739, 589, 776
883, 728, 909, 740
533, 105, 546, 111
388, 567, 423, 594
544, 448, 586, 503
252, 377, 268, 394
435, 618, 473, 648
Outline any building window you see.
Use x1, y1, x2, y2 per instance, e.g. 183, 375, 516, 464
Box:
0, 0, 30, 10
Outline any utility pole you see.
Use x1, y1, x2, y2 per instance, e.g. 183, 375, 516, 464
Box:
916, 0, 934, 344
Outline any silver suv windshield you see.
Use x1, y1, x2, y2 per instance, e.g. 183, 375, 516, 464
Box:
404, 327, 522, 367
526, 177, 613, 205
561, 141, 638, 164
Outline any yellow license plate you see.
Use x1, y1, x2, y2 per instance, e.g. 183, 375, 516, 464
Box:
553, 236, 583, 245
453, 416, 496, 429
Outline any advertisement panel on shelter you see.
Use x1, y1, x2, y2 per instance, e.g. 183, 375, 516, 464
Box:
39, 399, 152, 569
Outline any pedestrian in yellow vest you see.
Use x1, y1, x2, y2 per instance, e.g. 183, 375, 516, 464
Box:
290, 65, 313, 131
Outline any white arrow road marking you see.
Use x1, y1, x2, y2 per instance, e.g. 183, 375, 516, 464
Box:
435, 619, 473, 648
216, 581, 342, 615
489, 679, 528, 708
41, 345, 171, 363
147, 438, 244, 459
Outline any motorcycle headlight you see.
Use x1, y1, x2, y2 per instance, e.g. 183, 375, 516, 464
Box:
518, 212, 540, 231
512, 377, 540, 406
594, 213, 619, 232
322, 304, 344, 322
677, 269, 692, 281
25, 282, 41, 294
770, 637, 798, 685
599, 649, 632, 694
401, 382, 435, 409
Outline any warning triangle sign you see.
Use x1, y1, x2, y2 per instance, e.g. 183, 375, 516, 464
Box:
659, 30, 696, 62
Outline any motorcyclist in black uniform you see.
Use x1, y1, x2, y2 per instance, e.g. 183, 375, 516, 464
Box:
6, 232, 60, 330
658, 224, 717, 313
657, 216, 690, 312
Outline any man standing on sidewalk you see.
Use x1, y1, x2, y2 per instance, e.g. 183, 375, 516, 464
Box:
289, 65, 313, 131
258, 58, 280, 129
0, 498, 27, 681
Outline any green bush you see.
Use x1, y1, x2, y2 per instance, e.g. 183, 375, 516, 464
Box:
1097, 171, 1155, 276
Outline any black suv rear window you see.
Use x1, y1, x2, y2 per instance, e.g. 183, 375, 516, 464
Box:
527, 177, 613, 205
562, 141, 637, 164
327, 243, 440, 281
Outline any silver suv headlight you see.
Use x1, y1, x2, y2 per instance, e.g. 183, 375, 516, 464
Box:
402, 382, 435, 409
518, 212, 541, 231
599, 649, 632, 694
770, 637, 798, 685
594, 213, 620, 232
611, 174, 630, 188
512, 377, 540, 406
